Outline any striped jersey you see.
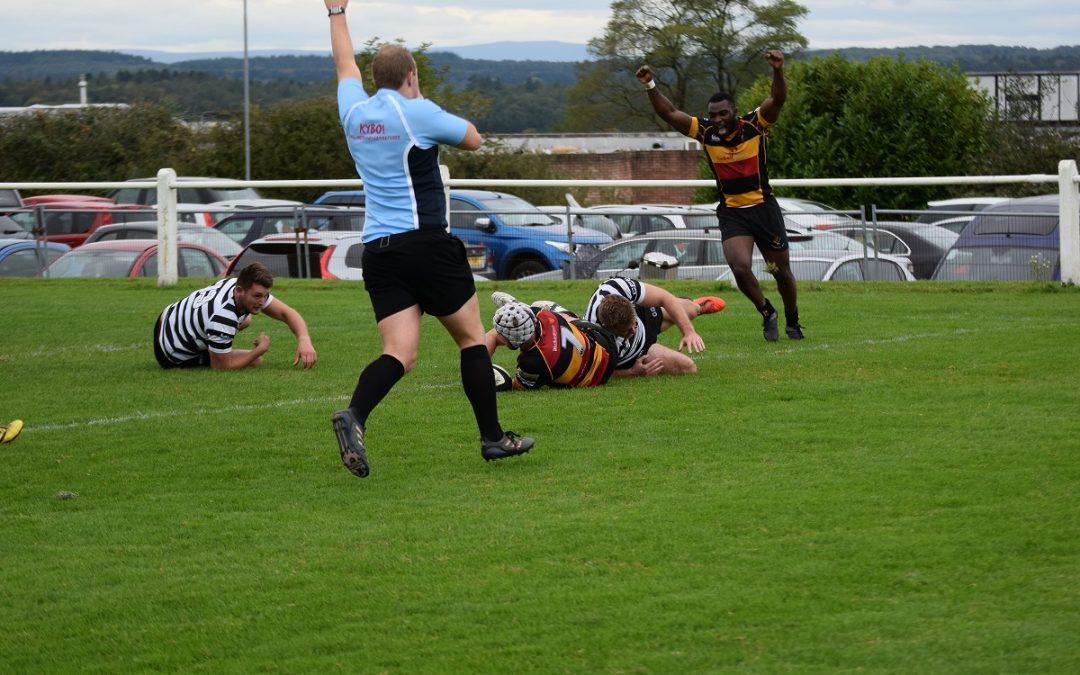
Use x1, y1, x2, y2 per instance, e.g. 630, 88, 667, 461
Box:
583, 277, 647, 368
515, 308, 616, 389
157, 278, 273, 364
337, 80, 468, 243
687, 107, 773, 208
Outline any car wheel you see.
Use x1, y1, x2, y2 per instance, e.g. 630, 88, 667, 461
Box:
508, 258, 548, 280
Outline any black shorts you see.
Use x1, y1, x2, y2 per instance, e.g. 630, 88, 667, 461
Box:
716, 197, 789, 252
362, 229, 477, 323
573, 320, 620, 384
153, 314, 210, 369
636, 305, 663, 354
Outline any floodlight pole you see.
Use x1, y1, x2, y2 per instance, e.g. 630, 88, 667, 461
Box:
243, 0, 251, 181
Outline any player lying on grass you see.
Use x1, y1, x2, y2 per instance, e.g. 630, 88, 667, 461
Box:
153, 262, 317, 371
493, 280, 725, 378
485, 300, 618, 390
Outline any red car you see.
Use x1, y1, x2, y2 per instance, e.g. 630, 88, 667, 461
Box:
21, 196, 154, 248
45, 240, 227, 278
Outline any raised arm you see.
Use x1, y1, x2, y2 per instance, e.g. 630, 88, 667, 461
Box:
635, 65, 694, 137
325, 0, 362, 83
759, 50, 787, 124
262, 298, 317, 369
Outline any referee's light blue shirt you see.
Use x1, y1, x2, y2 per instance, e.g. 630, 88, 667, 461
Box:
337, 79, 468, 243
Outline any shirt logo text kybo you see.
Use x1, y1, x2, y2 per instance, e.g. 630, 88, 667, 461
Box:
357, 122, 385, 135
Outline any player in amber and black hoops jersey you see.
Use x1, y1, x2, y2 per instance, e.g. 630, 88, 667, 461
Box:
486, 302, 617, 390
636, 50, 804, 343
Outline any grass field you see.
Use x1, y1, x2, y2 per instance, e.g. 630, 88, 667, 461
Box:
1, 278, 1078, 672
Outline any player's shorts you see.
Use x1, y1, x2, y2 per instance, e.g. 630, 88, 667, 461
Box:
576, 321, 620, 384
153, 314, 210, 369
362, 229, 477, 322
636, 305, 663, 355
715, 197, 789, 252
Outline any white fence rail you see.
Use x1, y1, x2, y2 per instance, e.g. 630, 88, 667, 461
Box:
2, 161, 1078, 285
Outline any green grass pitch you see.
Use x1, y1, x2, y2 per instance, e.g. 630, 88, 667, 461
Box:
1, 278, 1078, 672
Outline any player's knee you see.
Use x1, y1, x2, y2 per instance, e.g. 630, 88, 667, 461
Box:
728, 259, 753, 278
387, 350, 417, 372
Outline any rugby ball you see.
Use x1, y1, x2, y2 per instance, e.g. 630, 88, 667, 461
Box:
492, 364, 514, 392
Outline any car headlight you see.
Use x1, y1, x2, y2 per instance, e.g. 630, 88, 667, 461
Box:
545, 240, 573, 254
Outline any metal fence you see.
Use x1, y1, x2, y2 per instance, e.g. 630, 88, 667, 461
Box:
1, 161, 1077, 284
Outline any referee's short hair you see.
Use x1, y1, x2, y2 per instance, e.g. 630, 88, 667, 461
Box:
237, 262, 274, 290
596, 295, 636, 338
373, 44, 416, 90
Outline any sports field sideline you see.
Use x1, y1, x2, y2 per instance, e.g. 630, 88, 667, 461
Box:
2, 278, 1078, 671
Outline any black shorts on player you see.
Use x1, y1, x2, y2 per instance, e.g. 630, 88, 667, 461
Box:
153, 314, 210, 369
362, 229, 477, 321
634, 305, 663, 360
715, 197, 789, 252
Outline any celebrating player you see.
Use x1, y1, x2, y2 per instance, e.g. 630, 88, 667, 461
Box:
636, 50, 804, 341
486, 300, 618, 391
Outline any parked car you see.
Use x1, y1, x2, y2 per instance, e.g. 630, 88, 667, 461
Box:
214, 206, 365, 247
0, 188, 23, 209
520, 228, 881, 281
109, 176, 265, 227
815, 220, 959, 279
84, 222, 243, 260
932, 195, 1063, 281
917, 197, 1009, 225
20, 197, 154, 248
225, 230, 492, 281
705, 196, 858, 231
0, 239, 70, 276
745, 253, 916, 282
0, 215, 30, 238
315, 189, 613, 279
46, 240, 227, 278
581, 204, 718, 237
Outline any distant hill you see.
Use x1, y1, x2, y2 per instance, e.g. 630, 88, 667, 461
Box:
801, 44, 1080, 72
0, 50, 154, 81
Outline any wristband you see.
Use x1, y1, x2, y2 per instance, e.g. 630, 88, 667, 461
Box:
644, 80, 656, 91
327, 5, 345, 16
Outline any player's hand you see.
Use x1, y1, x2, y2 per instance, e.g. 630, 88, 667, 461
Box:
253, 332, 270, 354
631, 355, 664, 377
635, 65, 654, 86
324, 0, 349, 10
293, 337, 317, 369
765, 50, 784, 70
678, 330, 706, 353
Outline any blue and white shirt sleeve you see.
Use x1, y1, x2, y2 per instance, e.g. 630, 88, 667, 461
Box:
406, 99, 469, 148
337, 78, 369, 125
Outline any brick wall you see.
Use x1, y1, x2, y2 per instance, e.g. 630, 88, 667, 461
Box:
541, 150, 705, 205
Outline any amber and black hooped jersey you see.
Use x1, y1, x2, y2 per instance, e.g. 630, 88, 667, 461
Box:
514, 309, 616, 390
687, 107, 773, 208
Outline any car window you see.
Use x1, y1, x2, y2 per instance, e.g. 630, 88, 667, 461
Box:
933, 246, 1059, 281
640, 215, 675, 234
141, 253, 158, 277
218, 217, 257, 242
864, 259, 905, 280
702, 240, 727, 265
178, 229, 242, 258
478, 196, 556, 227
208, 188, 261, 202
449, 200, 483, 229
683, 213, 717, 229
112, 188, 145, 205
971, 211, 1057, 236
601, 240, 649, 270
180, 248, 218, 277
47, 250, 140, 278
344, 243, 364, 269
231, 243, 328, 278
94, 231, 122, 241
830, 260, 864, 281
652, 238, 702, 264
0, 249, 63, 276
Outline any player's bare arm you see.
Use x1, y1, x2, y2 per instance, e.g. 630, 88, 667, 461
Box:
612, 355, 665, 378
262, 299, 317, 369
456, 123, 484, 151
636, 65, 693, 136
639, 283, 706, 353
210, 333, 270, 371
325, 0, 362, 83
759, 50, 787, 124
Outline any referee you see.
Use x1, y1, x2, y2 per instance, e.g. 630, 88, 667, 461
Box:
324, 0, 533, 478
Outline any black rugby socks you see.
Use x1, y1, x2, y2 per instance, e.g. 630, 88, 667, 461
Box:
349, 354, 406, 426
460, 344, 504, 442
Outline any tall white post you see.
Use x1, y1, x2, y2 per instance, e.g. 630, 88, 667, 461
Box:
1058, 159, 1079, 284
156, 168, 179, 286
441, 164, 451, 230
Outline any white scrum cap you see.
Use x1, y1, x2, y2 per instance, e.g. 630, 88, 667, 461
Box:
492, 302, 537, 348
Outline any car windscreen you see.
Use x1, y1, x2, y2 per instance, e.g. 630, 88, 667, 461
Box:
177, 230, 243, 258
479, 197, 558, 227
0, 190, 21, 208
970, 209, 1057, 236
208, 188, 261, 202
683, 213, 717, 229
231, 243, 328, 278
47, 250, 141, 278
933, 246, 1059, 281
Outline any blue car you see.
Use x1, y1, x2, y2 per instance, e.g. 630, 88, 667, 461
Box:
932, 194, 1064, 281
315, 189, 613, 279
0, 239, 70, 276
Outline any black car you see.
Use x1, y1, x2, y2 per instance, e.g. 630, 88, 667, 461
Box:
214, 207, 365, 247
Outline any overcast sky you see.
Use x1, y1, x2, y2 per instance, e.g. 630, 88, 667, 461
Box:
2, 1, 1078, 53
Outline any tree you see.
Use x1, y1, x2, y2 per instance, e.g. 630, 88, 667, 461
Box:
733, 55, 993, 209
562, 0, 807, 131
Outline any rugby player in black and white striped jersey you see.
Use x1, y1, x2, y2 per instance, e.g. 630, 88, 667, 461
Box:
153, 262, 317, 371
582, 278, 725, 377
